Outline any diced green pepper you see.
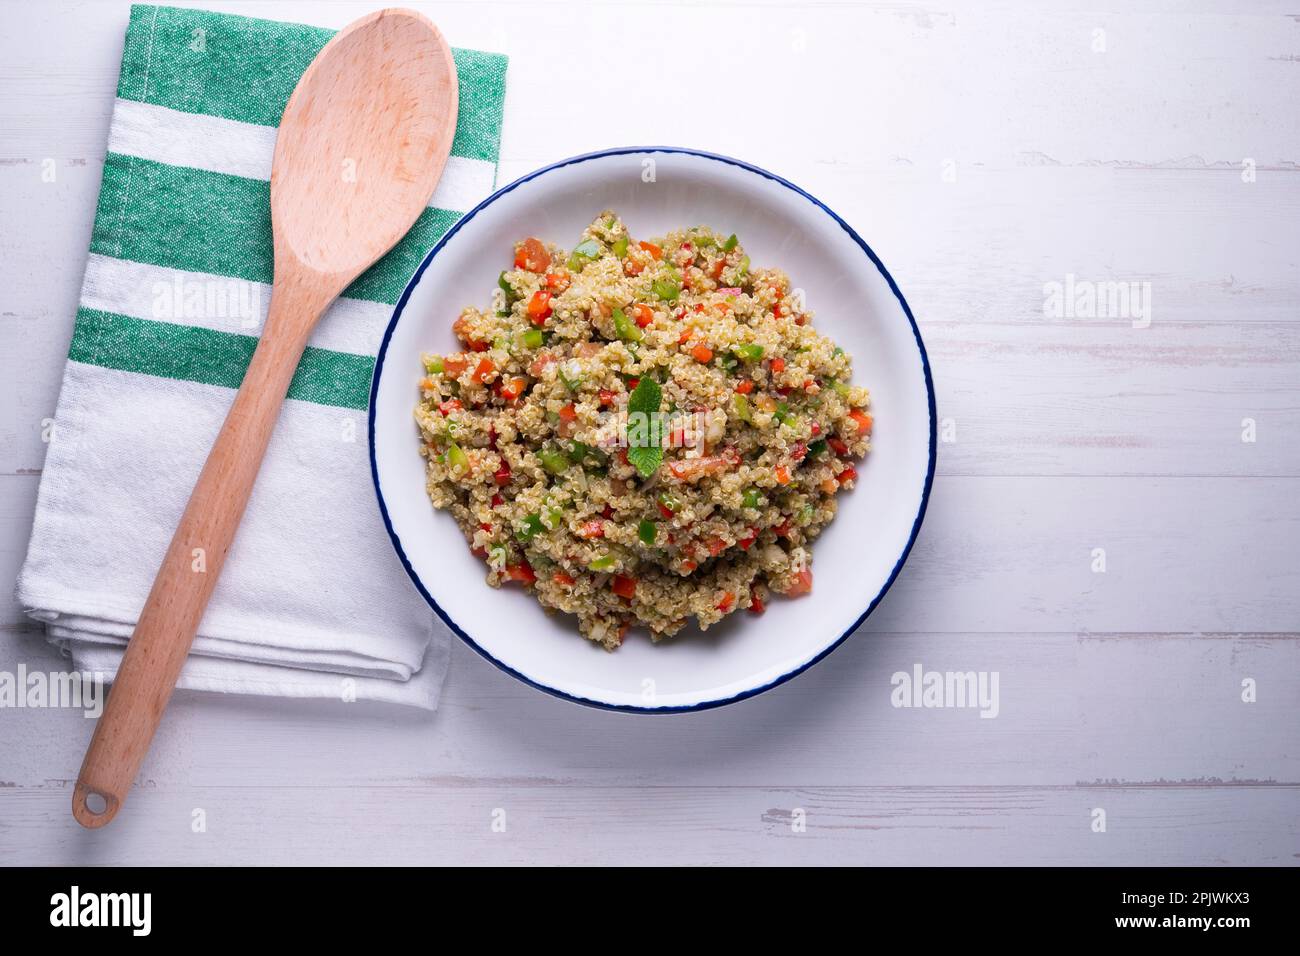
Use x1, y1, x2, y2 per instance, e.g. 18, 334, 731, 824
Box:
692, 233, 716, 249
774, 401, 792, 426
520, 328, 545, 349
742, 488, 762, 509
588, 554, 617, 572
613, 306, 643, 342
565, 440, 590, 464
612, 235, 629, 258
734, 254, 750, 282
832, 380, 851, 398
567, 239, 601, 272
446, 442, 469, 476
722, 234, 739, 252
807, 439, 828, 459
424, 356, 444, 374
558, 361, 582, 391
538, 448, 570, 475
651, 276, 681, 302
498, 271, 518, 305
637, 519, 657, 546
732, 393, 752, 423
732, 343, 765, 362
516, 514, 545, 542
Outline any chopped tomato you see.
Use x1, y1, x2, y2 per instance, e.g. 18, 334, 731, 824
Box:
578, 520, 606, 539
749, 587, 766, 614
680, 559, 698, 573
442, 355, 468, 376
637, 240, 662, 260
438, 398, 462, 417
773, 518, 792, 538
544, 270, 571, 292
709, 259, 725, 280
810, 422, 822, 437
656, 501, 675, 520
514, 237, 551, 273
791, 442, 807, 462
784, 569, 813, 596
491, 493, 504, 507
598, 389, 617, 407
690, 344, 714, 364
838, 467, 859, 484
633, 304, 655, 327
558, 403, 577, 423
611, 575, 637, 599
527, 290, 553, 326
735, 379, 754, 395
770, 357, 786, 373
493, 462, 511, 486
678, 327, 694, 345
828, 437, 850, 457
553, 571, 576, 587
849, 410, 873, 435
470, 358, 495, 384
528, 350, 558, 377
626, 377, 639, 390
738, 528, 759, 550
716, 591, 735, 613
774, 464, 791, 485
468, 339, 490, 352
503, 561, 537, 585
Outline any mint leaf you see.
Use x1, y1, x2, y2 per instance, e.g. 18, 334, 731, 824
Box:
627, 444, 663, 478
626, 377, 663, 477
627, 376, 661, 417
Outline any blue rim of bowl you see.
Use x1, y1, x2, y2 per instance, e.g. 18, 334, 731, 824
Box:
369, 146, 937, 714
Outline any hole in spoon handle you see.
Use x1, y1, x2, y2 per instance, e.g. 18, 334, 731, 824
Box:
72, 781, 120, 829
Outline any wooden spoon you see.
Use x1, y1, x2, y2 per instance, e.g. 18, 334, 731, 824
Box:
71, 8, 458, 828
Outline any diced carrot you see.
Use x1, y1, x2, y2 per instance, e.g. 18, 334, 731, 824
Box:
691, 344, 713, 364
735, 379, 754, 395
678, 327, 694, 345
774, 464, 791, 485
442, 355, 468, 376
500, 377, 528, 402
820, 478, 839, 495
849, 410, 873, 435
514, 237, 551, 273
471, 358, 495, 384
527, 290, 553, 326
716, 591, 735, 612
611, 575, 637, 599
638, 240, 662, 260
633, 304, 655, 327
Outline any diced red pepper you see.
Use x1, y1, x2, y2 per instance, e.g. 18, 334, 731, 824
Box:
735, 379, 754, 395
838, 467, 859, 484
690, 344, 713, 364
493, 462, 511, 486
828, 437, 850, 457
770, 357, 786, 373
656, 501, 674, 520
716, 591, 735, 613
527, 290, 553, 326
638, 240, 662, 260
849, 410, 873, 435
578, 520, 606, 539
633, 304, 655, 327
611, 575, 637, 599
558, 403, 577, 423
738, 528, 758, 550
598, 389, 617, 407
544, 270, 570, 292
503, 561, 537, 585
749, 587, 766, 614
438, 399, 462, 416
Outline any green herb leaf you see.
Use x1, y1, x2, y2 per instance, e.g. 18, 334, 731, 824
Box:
626, 377, 664, 477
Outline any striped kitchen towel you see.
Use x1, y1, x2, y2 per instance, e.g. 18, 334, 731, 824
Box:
16, 5, 508, 709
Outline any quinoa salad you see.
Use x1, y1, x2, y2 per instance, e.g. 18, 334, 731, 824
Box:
414, 212, 872, 650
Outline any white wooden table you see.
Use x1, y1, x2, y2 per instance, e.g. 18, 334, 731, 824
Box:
2, 0, 1297, 865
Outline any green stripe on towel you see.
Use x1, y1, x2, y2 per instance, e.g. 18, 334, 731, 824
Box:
118, 4, 507, 162
70, 307, 375, 410
91, 153, 460, 305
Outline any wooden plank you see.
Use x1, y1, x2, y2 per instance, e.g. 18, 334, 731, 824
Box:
0, 782, 1292, 865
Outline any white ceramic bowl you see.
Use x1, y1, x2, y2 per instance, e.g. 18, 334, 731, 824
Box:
370, 148, 935, 712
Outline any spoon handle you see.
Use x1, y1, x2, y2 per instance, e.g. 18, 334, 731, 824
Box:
72, 279, 327, 828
